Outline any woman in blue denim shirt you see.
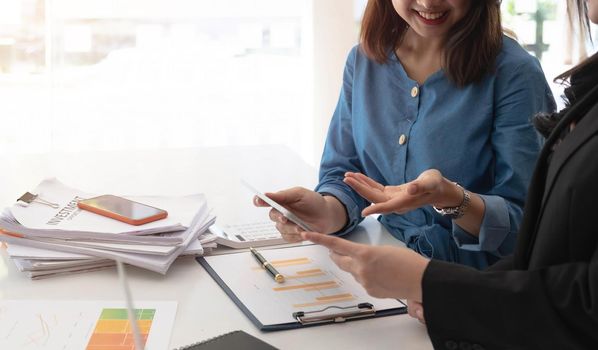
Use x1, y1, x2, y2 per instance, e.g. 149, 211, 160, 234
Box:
255, 0, 555, 269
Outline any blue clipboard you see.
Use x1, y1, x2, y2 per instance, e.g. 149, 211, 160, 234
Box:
196, 256, 407, 331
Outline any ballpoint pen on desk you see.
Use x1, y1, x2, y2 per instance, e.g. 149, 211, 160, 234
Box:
249, 247, 285, 283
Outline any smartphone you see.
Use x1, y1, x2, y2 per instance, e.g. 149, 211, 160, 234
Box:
77, 195, 168, 226
241, 180, 314, 232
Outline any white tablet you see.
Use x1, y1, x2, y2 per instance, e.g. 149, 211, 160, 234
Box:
241, 180, 314, 232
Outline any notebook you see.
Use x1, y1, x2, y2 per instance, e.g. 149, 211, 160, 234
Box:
174, 330, 277, 350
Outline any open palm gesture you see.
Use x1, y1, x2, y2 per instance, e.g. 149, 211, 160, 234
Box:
343, 169, 461, 217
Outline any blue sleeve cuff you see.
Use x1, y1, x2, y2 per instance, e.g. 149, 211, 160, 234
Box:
451, 194, 510, 253
316, 184, 363, 236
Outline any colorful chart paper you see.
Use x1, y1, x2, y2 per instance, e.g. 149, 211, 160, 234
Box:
0, 300, 176, 350
86, 308, 156, 350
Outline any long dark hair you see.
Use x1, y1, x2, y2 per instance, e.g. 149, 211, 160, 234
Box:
360, 0, 502, 87
533, 0, 598, 137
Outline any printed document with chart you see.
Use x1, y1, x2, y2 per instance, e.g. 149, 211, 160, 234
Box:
197, 244, 407, 330
0, 300, 177, 350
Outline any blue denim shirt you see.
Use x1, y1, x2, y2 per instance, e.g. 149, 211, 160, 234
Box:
316, 36, 556, 269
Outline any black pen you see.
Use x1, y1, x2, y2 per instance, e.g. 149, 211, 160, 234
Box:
249, 247, 284, 283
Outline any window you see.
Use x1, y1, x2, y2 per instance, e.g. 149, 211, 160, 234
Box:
1, 1, 320, 160
502, 0, 597, 107
352, 1, 597, 108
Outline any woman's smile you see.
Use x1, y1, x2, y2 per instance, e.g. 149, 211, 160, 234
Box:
413, 9, 450, 25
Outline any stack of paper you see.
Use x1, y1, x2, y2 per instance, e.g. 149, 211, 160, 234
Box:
0, 179, 217, 278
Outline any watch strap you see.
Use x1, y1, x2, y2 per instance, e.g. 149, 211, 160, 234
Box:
433, 183, 470, 219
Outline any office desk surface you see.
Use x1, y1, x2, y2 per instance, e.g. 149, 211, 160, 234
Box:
0, 145, 433, 349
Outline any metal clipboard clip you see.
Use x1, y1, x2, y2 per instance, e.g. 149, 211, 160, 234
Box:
292, 302, 375, 325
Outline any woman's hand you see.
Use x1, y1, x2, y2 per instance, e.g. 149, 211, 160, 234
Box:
343, 169, 463, 217
301, 231, 429, 302
253, 187, 348, 242
407, 300, 426, 324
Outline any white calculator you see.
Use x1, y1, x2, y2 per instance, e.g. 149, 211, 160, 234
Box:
209, 221, 286, 249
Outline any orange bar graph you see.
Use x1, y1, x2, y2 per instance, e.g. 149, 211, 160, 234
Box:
304, 284, 341, 291
316, 293, 354, 301
285, 272, 326, 279
296, 269, 322, 275
86, 308, 154, 350
272, 281, 338, 292
293, 293, 356, 308
270, 257, 311, 267
251, 258, 313, 271
285, 268, 326, 279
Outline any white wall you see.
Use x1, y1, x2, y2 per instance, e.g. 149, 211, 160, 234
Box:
304, 0, 357, 165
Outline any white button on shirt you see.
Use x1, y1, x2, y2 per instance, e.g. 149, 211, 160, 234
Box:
411, 86, 419, 97
399, 134, 407, 145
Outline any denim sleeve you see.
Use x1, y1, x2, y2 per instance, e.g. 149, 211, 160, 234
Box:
315, 46, 368, 235
452, 58, 556, 256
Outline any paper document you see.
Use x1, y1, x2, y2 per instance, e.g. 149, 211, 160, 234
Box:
1, 210, 215, 274
1, 178, 216, 278
199, 244, 406, 329
9, 178, 201, 238
0, 300, 177, 350
7, 237, 210, 279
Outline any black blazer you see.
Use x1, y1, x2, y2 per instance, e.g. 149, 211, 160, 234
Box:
421, 85, 598, 350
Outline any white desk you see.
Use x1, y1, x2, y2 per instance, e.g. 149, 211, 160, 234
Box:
0, 145, 433, 349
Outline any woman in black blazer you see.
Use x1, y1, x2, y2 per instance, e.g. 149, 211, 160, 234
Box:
302, 0, 598, 348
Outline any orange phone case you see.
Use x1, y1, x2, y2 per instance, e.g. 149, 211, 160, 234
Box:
77, 196, 168, 226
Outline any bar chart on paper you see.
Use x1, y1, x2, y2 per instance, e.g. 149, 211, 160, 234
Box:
86, 308, 156, 350
203, 244, 404, 327
265, 257, 357, 308
0, 300, 176, 350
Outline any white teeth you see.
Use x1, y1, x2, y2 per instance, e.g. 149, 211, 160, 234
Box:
417, 11, 445, 20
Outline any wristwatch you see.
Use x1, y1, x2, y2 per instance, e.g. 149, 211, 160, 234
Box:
433, 183, 470, 219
